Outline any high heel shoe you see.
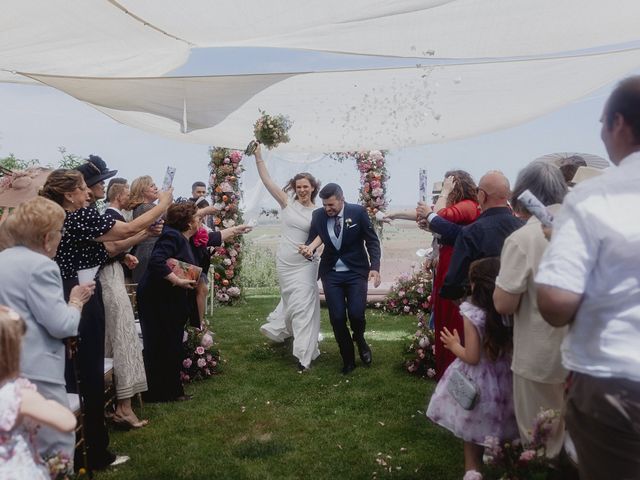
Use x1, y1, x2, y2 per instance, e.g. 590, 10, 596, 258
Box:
112, 414, 149, 430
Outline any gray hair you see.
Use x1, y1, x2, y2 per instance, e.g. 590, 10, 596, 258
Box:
511, 161, 568, 212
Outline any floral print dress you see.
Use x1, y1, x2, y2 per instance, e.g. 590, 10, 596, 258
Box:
426, 302, 518, 445
0, 379, 49, 479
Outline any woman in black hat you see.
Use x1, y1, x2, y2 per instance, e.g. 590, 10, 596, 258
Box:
40, 163, 173, 471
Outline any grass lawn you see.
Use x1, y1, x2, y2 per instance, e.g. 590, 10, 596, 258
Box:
97, 297, 462, 480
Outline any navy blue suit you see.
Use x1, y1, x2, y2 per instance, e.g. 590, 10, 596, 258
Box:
307, 203, 381, 367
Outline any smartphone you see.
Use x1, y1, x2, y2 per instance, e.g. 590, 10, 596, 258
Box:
162, 166, 176, 191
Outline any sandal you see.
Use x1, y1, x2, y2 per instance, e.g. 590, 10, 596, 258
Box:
112, 413, 149, 429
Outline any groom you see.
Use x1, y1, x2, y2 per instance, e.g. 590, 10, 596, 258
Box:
302, 183, 381, 374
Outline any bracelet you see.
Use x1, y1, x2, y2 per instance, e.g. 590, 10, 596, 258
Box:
69, 299, 83, 310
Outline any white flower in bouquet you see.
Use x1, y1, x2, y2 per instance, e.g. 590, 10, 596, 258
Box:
222, 219, 236, 228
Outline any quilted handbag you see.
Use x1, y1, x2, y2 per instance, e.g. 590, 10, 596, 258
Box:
446, 368, 478, 410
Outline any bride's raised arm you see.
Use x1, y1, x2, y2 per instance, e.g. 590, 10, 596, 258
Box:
254, 144, 288, 209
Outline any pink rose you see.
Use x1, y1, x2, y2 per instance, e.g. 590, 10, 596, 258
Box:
403, 306, 411, 313
201, 333, 214, 348
197, 358, 207, 368
182, 358, 192, 368
195, 346, 205, 355
519, 450, 536, 462
427, 368, 436, 378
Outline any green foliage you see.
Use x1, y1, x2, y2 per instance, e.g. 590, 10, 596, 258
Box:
239, 241, 278, 289
0, 153, 38, 171
96, 298, 463, 480
56, 147, 84, 169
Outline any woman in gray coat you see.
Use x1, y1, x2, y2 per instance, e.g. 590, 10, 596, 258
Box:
0, 197, 94, 463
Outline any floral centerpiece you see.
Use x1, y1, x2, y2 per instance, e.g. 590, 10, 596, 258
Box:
327, 150, 389, 235
245, 110, 293, 155
483, 409, 561, 479
209, 147, 245, 304
181, 321, 221, 383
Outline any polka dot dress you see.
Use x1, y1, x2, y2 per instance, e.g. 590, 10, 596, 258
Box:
55, 207, 116, 280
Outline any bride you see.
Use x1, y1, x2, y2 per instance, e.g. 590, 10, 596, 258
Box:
253, 144, 321, 372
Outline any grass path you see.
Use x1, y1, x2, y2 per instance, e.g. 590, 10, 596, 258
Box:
97, 297, 462, 479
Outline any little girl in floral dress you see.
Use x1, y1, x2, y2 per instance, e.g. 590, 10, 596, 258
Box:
0, 306, 77, 479
426, 258, 518, 480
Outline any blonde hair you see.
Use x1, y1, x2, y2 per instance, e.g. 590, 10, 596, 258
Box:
0, 306, 26, 383
127, 176, 154, 211
39, 169, 84, 206
107, 182, 129, 203
3, 197, 65, 250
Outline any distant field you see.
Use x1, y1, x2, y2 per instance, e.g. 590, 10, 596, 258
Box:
245, 220, 431, 282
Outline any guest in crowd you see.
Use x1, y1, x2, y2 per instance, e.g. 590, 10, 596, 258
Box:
493, 161, 568, 457
427, 258, 517, 480
437, 171, 524, 300
253, 144, 323, 372
0, 197, 94, 463
536, 76, 640, 479
127, 175, 162, 284
417, 171, 479, 378
0, 305, 77, 480
188, 182, 216, 326
189, 181, 210, 209
100, 179, 150, 429
137, 202, 250, 402
40, 166, 172, 470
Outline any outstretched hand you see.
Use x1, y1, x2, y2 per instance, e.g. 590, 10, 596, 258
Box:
440, 327, 461, 351
368, 270, 381, 288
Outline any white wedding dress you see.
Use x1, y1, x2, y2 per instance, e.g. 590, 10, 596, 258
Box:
260, 200, 321, 368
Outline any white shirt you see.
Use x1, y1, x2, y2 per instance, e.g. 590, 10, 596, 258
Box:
535, 151, 640, 381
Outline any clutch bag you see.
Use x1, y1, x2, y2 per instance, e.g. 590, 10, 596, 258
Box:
446, 367, 478, 410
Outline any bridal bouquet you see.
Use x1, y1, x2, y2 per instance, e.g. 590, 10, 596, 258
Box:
245, 110, 293, 154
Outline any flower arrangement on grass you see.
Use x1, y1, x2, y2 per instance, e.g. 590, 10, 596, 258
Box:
181, 322, 221, 383
328, 150, 389, 235
404, 311, 437, 378
44, 452, 86, 479
209, 147, 245, 304
385, 268, 432, 316
380, 264, 437, 378
483, 409, 560, 479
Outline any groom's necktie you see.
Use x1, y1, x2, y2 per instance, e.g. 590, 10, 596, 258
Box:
334, 215, 342, 238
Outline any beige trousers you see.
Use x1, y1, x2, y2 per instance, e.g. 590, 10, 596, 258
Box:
512, 372, 566, 457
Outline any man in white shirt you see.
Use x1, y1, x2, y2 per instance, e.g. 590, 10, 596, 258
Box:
535, 76, 640, 480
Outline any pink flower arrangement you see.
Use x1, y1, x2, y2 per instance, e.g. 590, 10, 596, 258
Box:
181, 322, 221, 383
483, 409, 560, 477
209, 146, 246, 304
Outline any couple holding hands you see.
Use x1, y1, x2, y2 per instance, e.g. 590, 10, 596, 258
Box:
253, 145, 381, 374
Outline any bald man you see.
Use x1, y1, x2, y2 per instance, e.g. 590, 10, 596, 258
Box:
439, 171, 524, 300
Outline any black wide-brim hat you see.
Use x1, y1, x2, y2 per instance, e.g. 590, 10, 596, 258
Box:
75, 154, 118, 187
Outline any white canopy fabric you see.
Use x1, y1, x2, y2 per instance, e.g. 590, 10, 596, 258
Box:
2, 1, 640, 152
115, 0, 640, 58
4, 0, 640, 86
26, 48, 640, 152
0, 0, 190, 84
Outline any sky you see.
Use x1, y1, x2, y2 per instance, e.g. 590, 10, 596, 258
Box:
0, 47, 625, 212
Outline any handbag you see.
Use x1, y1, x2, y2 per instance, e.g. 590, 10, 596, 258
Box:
446, 367, 478, 410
